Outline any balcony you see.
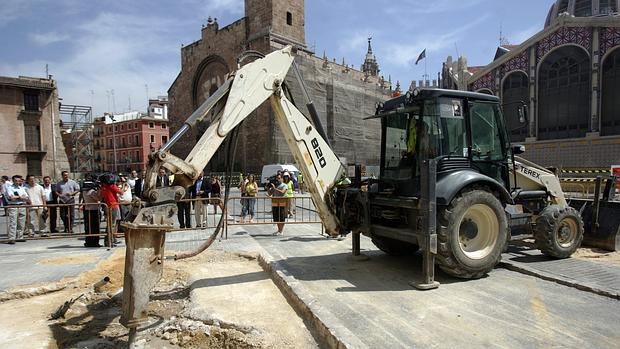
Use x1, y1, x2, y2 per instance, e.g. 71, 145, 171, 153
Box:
16, 144, 47, 154
19, 109, 42, 118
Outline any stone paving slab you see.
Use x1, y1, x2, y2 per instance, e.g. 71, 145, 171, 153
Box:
0, 238, 113, 292
501, 245, 620, 299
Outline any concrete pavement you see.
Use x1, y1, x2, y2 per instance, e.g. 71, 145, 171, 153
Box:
240, 223, 620, 348
2, 214, 619, 348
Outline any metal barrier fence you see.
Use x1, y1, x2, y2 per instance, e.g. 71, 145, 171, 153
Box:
0, 202, 114, 246
224, 195, 324, 238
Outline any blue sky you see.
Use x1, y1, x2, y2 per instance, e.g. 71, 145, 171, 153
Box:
0, 0, 551, 117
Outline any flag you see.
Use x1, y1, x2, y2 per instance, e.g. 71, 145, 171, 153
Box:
415, 49, 426, 65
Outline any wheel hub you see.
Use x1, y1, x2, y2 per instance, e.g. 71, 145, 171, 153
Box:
460, 219, 479, 240
458, 204, 499, 260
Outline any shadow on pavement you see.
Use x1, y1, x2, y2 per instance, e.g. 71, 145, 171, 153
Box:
49, 297, 122, 348
276, 251, 472, 292
191, 271, 268, 289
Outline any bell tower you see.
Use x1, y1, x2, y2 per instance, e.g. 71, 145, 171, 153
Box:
245, 0, 306, 47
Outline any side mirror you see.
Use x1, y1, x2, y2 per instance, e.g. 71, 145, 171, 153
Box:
512, 144, 525, 155
518, 104, 528, 124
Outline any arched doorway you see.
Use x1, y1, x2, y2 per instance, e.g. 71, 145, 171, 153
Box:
502, 71, 529, 142
601, 48, 620, 136
537, 45, 591, 140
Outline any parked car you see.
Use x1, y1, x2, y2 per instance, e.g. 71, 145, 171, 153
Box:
260, 164, 299, 188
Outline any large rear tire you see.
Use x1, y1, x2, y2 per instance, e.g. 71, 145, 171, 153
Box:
534, 205, 584, 258
437, 188, 508, 279
371, 236, 419, 256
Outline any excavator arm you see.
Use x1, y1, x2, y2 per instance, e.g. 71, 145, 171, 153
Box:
120, 46, 346, 337
135, 45, 345, 236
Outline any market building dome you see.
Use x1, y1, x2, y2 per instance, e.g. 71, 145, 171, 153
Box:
545, 0, 619, 27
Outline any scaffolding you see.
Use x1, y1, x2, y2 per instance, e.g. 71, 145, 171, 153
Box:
59, 104, 94, 176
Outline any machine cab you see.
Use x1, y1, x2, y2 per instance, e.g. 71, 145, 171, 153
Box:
375, 89, 511, 197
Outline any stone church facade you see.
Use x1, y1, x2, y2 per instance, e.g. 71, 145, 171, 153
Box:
443, 0, 620, 168
168, 0, 391, 174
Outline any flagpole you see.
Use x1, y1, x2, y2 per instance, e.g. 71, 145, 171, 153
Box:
424, 54, 428, 85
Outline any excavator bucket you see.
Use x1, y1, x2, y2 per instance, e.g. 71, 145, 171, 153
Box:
568, 176, 620, 251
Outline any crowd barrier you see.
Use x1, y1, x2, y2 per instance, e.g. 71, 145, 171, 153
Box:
0, 202, 115, 247
223, 195, 324, 239
0, 194, 323, 246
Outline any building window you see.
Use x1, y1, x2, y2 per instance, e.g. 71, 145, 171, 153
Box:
150, 135, 155, 143
502, 72, 529, 142
121, 137, 126, 147
600, 0, 618, 14
135, 150, 140, 161
26, 157, 42, 176
134, 122, 138, 129
601, 48, 620, 136
162, 135, 168, 144
162, 123, 167, 129
134, 135, 139, 146
23, 91, 39, 111
573, 0, 592, 17
108, 138, 113, 148
557, 0, 569, 13
120, 124, 124, 131
108, 126, 112, 133
149, 122, 154, 128
538, 45, 590, 140
286, 11, 292, 25
24, 124, 41, 150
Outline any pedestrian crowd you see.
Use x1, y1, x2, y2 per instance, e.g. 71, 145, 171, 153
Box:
1, 168, 305, 246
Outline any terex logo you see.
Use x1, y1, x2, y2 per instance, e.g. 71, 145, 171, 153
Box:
518, 165, 541, 179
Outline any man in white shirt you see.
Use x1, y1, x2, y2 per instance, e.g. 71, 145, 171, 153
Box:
3, 175, 29, 244
24, 175, 46, 236
127, 170, 138, 194
42, 176, 59, 234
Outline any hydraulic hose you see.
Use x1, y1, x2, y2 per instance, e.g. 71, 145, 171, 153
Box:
169, 125, 241, 260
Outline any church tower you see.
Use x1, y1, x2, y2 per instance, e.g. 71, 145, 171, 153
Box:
361, 37, 380, 77
245, 0, 306, 48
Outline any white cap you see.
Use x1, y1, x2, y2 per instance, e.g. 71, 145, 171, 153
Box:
283, 172, 290, 177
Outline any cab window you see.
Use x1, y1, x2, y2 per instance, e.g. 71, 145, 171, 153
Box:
470, 102, 505, 161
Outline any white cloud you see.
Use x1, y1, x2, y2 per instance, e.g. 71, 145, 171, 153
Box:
0, 0, 42, 27
509, 24, 542, 45
382, 14, 491, 67
29, 32, 70, 46
337, 30, 373, 54
1, 11, 186, 116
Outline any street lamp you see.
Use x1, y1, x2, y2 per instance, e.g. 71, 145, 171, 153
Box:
104, 112, 117, 173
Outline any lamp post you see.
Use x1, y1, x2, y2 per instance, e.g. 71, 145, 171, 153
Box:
105, 113, 118, 173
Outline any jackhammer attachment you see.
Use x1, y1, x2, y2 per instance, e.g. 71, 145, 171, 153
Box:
119, 187, 180, 330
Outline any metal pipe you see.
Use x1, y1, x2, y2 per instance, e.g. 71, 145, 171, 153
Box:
93, 276, 111, 293
593, 176, 602, 233
161, 78, 232, 153
291, 61, 331, 146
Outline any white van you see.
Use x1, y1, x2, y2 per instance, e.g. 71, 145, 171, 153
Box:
260, 164, 299, 187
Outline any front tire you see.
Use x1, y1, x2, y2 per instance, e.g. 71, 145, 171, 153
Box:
437, 188, 508, 279
534, 205, 584, 258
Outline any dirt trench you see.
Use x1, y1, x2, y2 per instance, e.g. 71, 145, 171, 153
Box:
0, 249, 318, 349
